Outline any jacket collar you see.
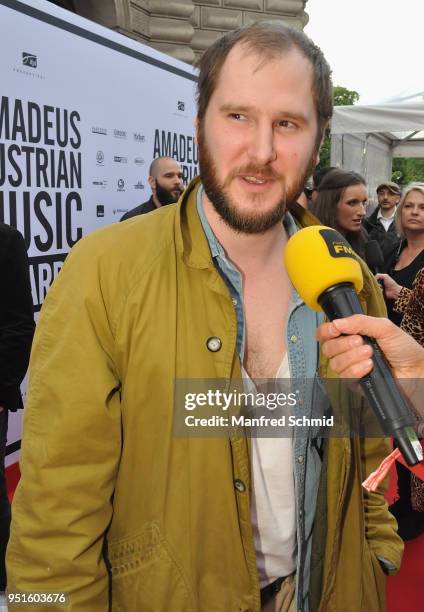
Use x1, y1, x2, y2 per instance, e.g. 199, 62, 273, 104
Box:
175, 176, 214, 270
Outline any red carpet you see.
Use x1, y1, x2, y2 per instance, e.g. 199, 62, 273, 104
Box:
386, 465, 424, 612
5, 462, 424, 610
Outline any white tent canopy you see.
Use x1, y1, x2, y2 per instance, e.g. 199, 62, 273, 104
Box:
330, 95, 424, 201
331, 100, 424, 158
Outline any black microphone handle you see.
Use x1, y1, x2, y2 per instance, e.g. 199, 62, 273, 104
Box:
318, 282, 422, 466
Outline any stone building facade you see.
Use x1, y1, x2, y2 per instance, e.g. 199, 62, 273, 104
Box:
70, 0, 309, 64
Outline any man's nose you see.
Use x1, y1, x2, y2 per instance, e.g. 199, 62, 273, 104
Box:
247, 122, 277, 167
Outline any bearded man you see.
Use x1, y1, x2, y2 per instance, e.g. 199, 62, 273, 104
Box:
7, 23, 402, 612
120, 156, 184, 220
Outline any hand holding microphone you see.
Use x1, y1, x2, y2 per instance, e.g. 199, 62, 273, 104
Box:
284, 225, 423, 466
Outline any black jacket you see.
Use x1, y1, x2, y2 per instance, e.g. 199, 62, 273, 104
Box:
120, 197, 156, 221
363, 207, 401, 258
0, 224, 35, 411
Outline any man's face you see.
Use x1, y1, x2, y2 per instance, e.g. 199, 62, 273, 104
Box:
197, 45, 319, 233
151, 159, 184, 205
377, 187, 400, 212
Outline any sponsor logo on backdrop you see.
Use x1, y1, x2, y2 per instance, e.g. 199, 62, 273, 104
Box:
92, 179, 107, 188
92, 126, 107, 135
113, 208, 127, 215
134, 157, 144, 165
134, 181, 145, 190
13, 52, 45, 79
96, 150, 104, 165
177, 101, 185, 111
114, 129, 127, 139
133, 132, 145, 142
22, 52, 37, 68
114, 155, 127, 164
96, 205, 105, 217
117, 178, 125, 192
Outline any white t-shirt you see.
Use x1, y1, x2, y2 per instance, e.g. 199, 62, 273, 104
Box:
377, 207, 396, 231
242, 354, 296, 588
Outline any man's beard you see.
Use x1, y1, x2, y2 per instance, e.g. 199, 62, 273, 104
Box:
156, 181, 181, 206
197, 124, 316, 234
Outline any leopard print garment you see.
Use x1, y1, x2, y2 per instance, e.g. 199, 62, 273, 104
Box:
394, 268, 424, 347
395, 267, 424, 511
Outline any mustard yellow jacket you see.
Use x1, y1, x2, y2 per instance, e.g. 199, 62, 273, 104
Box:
7, 178, 402, 611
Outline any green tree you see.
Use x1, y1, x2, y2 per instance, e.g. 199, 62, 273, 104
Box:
318, 86, 360, 169
392, 158, 424, 185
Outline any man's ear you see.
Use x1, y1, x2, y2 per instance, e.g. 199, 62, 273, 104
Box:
194, 117, 200, 145
148, 176, 156, 191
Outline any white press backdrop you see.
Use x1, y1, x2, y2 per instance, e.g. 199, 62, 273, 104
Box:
1, 0, 199, 466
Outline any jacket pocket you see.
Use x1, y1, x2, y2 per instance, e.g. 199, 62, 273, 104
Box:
361, 540, 386, 612
108, 522, 195, 612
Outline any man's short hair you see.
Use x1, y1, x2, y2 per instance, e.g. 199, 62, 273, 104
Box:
149, 156, 174, 177
195, 22, 333, 146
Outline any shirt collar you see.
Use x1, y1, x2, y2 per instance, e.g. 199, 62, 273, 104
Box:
377, 206, 397, 221
196, 183, 300, 255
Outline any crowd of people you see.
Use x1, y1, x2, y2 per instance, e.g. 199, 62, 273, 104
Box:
1, 20, 424, 612
306, 168, 424, 541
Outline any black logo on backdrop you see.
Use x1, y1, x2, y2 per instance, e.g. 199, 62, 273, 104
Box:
13, 54, 44, 79
92, 179, 107, 188
177, 101, 185, 111
114, 155, 127, 164
92, 126, 107, 135
117, 179, 125, 192
22, 52, 37, 68
114, 129, 127, 139
133, 132, 145, 142
96, 150, 104, 165
134, 157, 144, 165
134, 181, 144, 190
96, 205, 105, 217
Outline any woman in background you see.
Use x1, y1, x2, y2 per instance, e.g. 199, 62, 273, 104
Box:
313, 168, 368, 259
376, 182, 424, 541
378, 183, 424, 327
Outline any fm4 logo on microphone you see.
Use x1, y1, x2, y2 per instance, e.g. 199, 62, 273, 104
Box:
319, 228, 356, 259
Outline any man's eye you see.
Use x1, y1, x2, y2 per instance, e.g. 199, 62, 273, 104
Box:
230, 113, 244, 121
278, 120, 295, 128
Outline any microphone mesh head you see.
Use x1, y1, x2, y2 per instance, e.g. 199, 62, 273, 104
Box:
284, 226, 364, 311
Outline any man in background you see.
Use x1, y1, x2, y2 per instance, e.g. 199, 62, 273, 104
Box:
120, 156, 184, 220
0, 223, 34, 595
364, 181, 401, 256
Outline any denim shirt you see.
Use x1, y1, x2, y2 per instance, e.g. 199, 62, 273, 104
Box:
196, 185, 325, 612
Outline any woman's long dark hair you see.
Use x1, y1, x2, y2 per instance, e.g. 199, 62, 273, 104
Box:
313, 168, 368, 259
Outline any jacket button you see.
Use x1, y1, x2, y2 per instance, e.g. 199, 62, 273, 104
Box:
290, 334, 298, 343
206, 336, 222, 352
298, 455, 304, 464
234, 479, 246, 493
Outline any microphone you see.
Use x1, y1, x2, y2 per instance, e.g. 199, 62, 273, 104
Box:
284, 225, 422, 466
